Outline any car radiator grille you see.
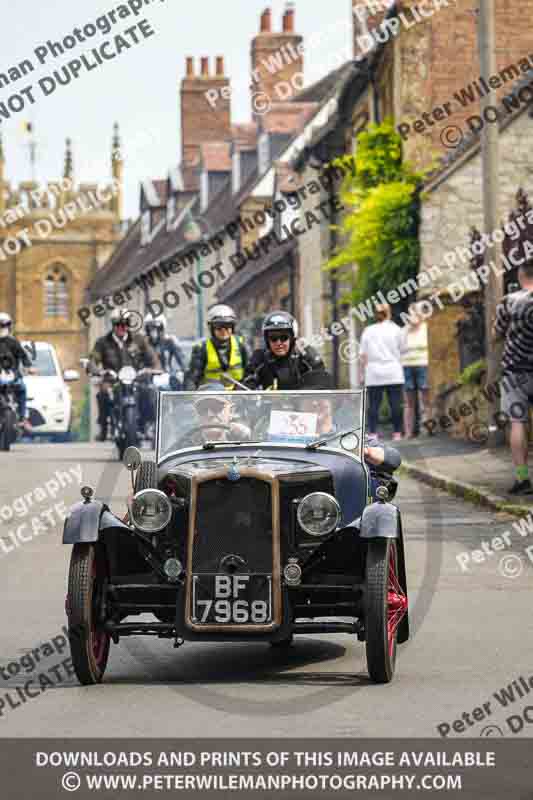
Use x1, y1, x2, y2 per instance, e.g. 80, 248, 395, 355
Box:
192, 478, 273, 573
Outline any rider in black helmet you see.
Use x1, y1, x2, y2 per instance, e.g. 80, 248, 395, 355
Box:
243, 311, 326, 390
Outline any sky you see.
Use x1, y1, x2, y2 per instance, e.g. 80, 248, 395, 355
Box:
0, 0, 353, 221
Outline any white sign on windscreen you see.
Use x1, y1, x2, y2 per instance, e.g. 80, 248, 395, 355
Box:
268, 410, 318, 442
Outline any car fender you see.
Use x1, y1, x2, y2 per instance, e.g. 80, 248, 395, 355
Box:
62, 500, 131, 544
359, 501, 399, 539
360, 503, 410, 643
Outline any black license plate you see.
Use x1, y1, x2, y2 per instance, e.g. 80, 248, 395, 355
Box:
192, 574, 272, 625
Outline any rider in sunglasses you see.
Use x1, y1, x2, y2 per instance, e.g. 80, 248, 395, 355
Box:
244, 311, 325, 390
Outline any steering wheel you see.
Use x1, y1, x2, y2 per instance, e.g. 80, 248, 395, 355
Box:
172, 424, 232, 450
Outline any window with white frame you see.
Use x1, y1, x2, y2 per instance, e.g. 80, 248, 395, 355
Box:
232, 151, 241, 194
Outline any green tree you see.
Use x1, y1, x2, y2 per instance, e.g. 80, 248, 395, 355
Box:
326, 119, 426, 307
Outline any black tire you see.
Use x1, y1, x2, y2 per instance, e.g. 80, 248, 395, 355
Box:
0, 421, 9, 451
365, 539, 406, 684
6, 410, 17, 445
270, 635, 294, 649
66, 543, 111, 685
134, 460, 158, 492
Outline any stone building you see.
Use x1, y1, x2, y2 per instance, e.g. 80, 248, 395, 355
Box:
0, 129, 123, 405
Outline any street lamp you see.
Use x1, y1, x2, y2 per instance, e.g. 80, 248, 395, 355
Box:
183, 213, 215, 339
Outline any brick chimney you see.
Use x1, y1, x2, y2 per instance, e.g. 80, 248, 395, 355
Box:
180, 56, 232, 167
250, 4, 304, 119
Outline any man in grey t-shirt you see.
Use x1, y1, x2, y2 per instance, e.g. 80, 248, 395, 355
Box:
493, 258, 533, 495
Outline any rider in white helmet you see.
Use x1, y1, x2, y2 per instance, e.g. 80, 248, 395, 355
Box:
0, 312, 33, 430
184, 304, 249, 390
144, 312, 186, 388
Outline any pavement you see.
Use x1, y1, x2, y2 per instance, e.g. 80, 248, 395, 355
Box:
393, 434, 533, 518
1, 441, 531, 740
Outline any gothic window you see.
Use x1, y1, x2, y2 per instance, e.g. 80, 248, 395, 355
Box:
44, 266, 69, 317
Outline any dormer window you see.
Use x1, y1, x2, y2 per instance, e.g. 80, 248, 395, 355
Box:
141, 210, 151, 246
200, 171, 209, 212
258, 133, 270, 175
232, 151, 241, 194
166, 194, 176, 230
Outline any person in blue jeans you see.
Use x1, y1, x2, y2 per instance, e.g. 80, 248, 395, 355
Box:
359, 304, 404, 440
401, 303, 430, 439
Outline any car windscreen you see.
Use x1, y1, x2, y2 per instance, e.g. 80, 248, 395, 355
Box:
157, 390, 365, 460
31, 348, 58, 377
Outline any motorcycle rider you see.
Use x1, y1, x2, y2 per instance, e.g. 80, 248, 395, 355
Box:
244, 311, 325, 390
184, 305, 249, 390
0, 312, 34, 432
89, 309, 159, 442
143, 312, 186, 389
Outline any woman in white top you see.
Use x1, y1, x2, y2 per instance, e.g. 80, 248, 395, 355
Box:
401, 302, 430, 439
359, 303, 404, 440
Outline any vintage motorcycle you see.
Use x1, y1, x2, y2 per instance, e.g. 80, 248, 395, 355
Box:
0, 369, 19, 451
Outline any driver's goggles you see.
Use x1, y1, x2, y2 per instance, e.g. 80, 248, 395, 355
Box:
268, 333, 290, 343
0, 321, 11, 328
213, 324, 233, 331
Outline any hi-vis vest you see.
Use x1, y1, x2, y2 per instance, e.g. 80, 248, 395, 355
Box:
205, 336, 244, 383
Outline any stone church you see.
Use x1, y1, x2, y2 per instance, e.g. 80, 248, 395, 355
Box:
0, 127, 123, 404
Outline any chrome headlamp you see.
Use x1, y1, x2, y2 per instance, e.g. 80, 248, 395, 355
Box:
297, 492, 341, 537
118, 366, 136, 385
128, 489, 172, 533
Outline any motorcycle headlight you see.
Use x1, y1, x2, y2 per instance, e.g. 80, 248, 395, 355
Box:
297, 492, 341, 537
118, 366, 136, 385
128, 489, 172, 533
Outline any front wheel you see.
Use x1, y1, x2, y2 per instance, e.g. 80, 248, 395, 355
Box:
66, 543, 111, 685
365, 539, 408, 684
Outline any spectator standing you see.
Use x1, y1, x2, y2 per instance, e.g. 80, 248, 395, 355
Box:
493, 259, 533, 495
401, 303, 430, 438
359, 303, 404, 441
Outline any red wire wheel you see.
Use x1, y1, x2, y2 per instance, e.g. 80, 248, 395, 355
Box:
365, 539, 408, 683
66, 543, 111, 685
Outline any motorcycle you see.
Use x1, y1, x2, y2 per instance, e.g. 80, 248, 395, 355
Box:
0, 370, 20, 452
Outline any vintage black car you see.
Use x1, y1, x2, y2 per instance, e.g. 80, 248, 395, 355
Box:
63, 389, 409, 685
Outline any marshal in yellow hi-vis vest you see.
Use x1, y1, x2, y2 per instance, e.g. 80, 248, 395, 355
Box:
204, 336, 244, 383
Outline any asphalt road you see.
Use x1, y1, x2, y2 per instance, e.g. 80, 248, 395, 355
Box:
0, 442, 531, 739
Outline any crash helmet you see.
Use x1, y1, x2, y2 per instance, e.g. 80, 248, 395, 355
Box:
262, 311, 298, 349
207, 305, 237, 334
0, 312, 12, 331
144, 312, 167, 343
110, 308, 132, 338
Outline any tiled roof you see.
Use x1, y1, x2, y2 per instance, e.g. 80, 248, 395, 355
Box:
261, 102, 318, 134
291, 62, 355, 104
